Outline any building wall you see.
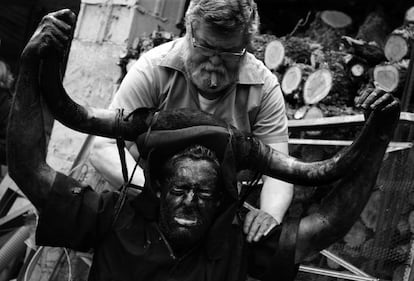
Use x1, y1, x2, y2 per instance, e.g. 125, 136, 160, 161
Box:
47, 41, 121, 173
47, 0, 186, 174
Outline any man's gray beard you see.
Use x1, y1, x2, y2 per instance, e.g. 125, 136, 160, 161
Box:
184, 58, 233, 94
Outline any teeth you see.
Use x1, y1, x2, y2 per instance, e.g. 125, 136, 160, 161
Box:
174, 217, 197, 226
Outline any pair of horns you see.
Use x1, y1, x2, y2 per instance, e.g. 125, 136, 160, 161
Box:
39, 53, 398, 186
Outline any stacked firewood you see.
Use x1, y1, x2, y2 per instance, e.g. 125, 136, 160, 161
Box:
262, 7, 414, 281
374, 7, 414, 95
256, 6, 414, 123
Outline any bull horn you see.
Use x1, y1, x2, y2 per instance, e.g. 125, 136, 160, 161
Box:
39, 53, 237, 140
238, 106, 399, 185
39, 52, 400, 186
39, 53, 152, 140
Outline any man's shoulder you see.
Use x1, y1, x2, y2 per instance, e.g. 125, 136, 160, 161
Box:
244, 52, 267, 69
239, 52, 278, 85
141, 38, 184, 63
128, 37, 186, 77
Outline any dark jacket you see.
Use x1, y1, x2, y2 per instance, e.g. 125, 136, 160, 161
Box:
36, 173, 299, 281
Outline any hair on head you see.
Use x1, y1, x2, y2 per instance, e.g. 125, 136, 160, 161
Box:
185, 0, 259, 45
160, 144, 220, 179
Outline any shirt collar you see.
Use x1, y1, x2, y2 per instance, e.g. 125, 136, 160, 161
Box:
158, 37, 187, 74
159, 37, 264, 85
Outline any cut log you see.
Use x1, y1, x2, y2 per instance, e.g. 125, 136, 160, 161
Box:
282, 65, 303, 95
405, 6, 414, 25
360, 190, 382, 230
373, 60, 408, 93
347, 58, 369, 86
264, 40, 285, 70
397, 218, 410, 238
356, 9, 391, 48
304, 105, 324, 119
326, 259, 341, 270
293, 105, 310, 120
303, 69, 333, 104
341, 36, 386, 66
321, 10, 353, 29
344, 220, 368, 248
263, 37, 322, 71
350, 63, 366, 78
251, 33, 278, 63
303, 106, 324, 136
325, 246, 342, 270
282, 63, 314, 103
384, 26, 414, 62
310, 50, 361, 105
306, 10, 352, 50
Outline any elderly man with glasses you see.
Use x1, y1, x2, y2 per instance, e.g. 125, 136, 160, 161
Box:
10, 7, 401, 281
92, 0, 292, 242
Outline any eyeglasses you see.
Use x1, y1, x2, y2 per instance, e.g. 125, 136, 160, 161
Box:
189, 22, 246, 63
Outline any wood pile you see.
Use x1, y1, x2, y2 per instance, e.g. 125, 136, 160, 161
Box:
272, 8, 414, 280
255, 6, 414, 122
305, 10, 353, 50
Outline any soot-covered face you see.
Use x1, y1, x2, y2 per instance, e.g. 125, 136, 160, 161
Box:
158, 157, 221, 251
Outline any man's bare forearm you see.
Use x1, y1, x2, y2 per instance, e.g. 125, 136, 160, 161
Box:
260, 142, 293, 222
8, 55, 56, 210
91, 137, 145, 189
260, 176, 293, 223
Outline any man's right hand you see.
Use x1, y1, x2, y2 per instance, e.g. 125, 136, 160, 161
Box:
22, 9, 76, 59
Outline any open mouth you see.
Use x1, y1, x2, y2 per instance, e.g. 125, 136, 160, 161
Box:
174, 217, 198, 226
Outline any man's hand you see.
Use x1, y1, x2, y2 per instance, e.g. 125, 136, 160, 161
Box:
355, 86, 400, 116
22, 9, 76, 59
244, 209, 278, 243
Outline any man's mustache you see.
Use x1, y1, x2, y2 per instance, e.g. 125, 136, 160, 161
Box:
199, 64, 226, 76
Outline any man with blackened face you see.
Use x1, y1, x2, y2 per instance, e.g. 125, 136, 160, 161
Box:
156, 145, 223, 253
92, 0, 294, 244
10, 7, 401, 281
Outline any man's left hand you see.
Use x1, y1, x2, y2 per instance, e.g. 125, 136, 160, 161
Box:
355, 86, 400, 117
22, 9, 76, 59
243, 209, 278, 242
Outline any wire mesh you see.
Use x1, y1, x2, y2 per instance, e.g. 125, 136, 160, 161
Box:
293, 145, 414, 281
